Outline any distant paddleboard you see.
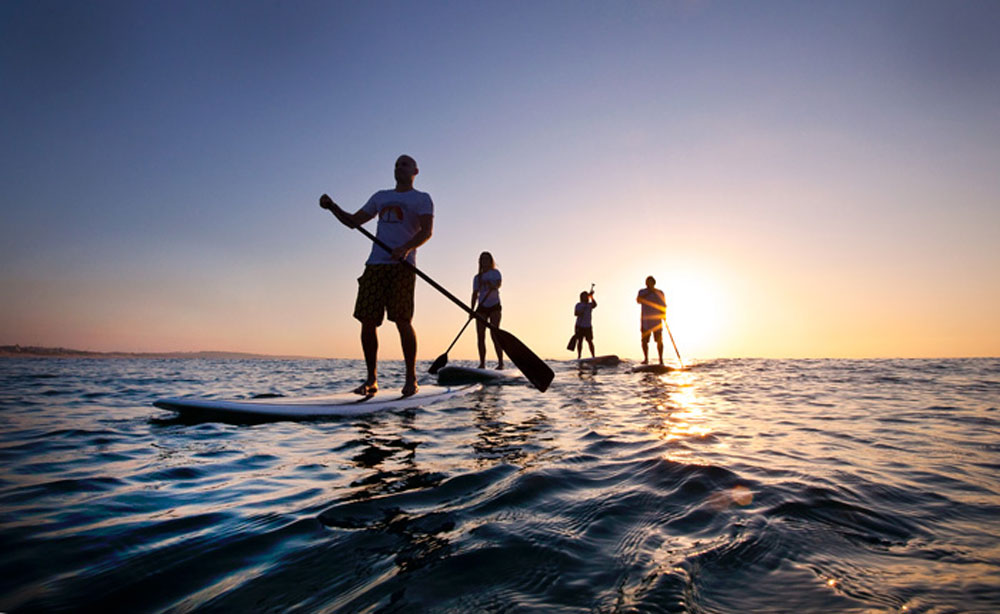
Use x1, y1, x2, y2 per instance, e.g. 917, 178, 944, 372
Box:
436, 365, 518, 385
154, 384, 477, 420
578, 355, 620, 367
631, 364, 676, 374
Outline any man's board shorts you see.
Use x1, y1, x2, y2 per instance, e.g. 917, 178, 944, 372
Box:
641, 320, 663, 343
575, 325, 593, 342
353, 264, 416, 325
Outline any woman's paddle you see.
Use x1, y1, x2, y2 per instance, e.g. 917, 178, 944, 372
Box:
326, 203, 554, 392
428, 317, 473, 374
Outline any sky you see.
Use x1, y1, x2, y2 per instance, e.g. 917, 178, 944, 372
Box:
2, 0, 999, 361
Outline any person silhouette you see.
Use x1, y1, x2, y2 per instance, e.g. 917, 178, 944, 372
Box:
636, 276, 666, 365
470, 251, 504, 369
573, 288, 597, 359
320, 154, 433, 396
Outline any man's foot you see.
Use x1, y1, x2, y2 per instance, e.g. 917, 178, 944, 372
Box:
401, 380, 418, 397
641, 360, 649, 365
496, 362, 504, 370
477, 362, 486, 369
353, 381, 378, 396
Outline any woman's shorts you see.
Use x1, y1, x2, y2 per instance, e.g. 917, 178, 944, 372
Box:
475, 303, 502, 319
353, 264, 416, 325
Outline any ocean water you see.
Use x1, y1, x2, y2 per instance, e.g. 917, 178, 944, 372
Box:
0, 357, 998, 613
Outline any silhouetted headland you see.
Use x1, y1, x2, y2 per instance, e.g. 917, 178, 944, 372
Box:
0, 345, 322, 360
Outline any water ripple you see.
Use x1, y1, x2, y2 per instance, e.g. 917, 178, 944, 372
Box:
0, 357, 998, 612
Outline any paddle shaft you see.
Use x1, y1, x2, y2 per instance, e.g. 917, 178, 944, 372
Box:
442, 317, 473, 355
664, 320, 683, 368
332, 210, 553, 391
346, 222, 494, 328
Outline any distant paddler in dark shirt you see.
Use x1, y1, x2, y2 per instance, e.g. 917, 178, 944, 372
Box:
319, 154, 433, 397
637, 276, 666, 365
470, 251, 504, 370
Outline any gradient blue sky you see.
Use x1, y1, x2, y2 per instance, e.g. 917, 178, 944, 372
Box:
2, 0, 999, 360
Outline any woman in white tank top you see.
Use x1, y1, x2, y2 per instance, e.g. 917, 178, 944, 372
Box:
470, 251, 504, 369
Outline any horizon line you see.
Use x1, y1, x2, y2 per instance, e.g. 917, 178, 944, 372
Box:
2, 345, 997, 362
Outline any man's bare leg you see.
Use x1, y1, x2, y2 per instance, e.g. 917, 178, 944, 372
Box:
396, 320, 418, 396
356, 320, 379, 395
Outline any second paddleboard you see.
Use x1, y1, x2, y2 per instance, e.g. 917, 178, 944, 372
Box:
436, 365, 518, 385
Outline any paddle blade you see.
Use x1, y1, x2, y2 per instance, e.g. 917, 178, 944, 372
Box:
428, 352, 448, 375
497, 329, 554, 392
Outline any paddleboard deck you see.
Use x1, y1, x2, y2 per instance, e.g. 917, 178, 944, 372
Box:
577, 355, 621, 367
631, 364, 676, 374
436, 365, 518, 385
154, 384, 476, 420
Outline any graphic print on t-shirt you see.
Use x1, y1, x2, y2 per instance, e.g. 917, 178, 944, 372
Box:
361, 188, 434, 266
379, 204, 404, 223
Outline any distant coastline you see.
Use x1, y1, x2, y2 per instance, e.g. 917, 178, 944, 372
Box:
0, 345, 327, 360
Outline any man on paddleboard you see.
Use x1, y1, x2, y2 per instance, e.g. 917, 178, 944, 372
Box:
320, 155, 434, 396
637, 276, 666, 365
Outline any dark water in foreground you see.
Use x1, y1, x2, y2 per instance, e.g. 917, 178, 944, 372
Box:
1, 357, 998, 613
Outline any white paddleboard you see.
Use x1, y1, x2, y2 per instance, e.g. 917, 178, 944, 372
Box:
436, 365, 518, 385
577, 355, 620, 367
154, 384, 477, 420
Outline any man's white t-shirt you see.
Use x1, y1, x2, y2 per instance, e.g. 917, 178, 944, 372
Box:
473, 269, 502, 308
637, 288, 666, 331
361, 189, 434, 266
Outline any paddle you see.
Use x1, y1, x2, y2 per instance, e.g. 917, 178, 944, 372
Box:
428, 317, 473, 374
664, 319, 684, 369
324, 202, 554, 392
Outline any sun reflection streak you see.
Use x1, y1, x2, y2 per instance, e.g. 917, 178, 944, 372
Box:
644, 371, 713, 445
640, 372, 760, 508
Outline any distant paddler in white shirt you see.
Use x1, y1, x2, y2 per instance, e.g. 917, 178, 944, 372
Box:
319, 154, 434, 397
636, 276, 667, 365
470, 251, 504, 370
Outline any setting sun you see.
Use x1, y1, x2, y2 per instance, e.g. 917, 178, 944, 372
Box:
659, 271, 728, 359
588, 260, 734, 362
